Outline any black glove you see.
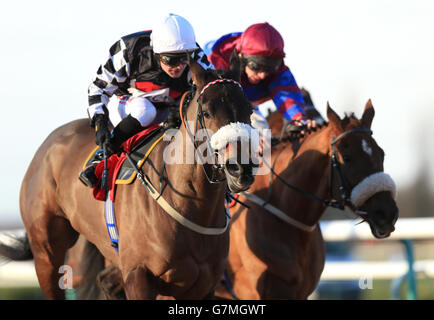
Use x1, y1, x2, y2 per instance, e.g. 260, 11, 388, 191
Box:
93, 114, 111, 149
164, 105, 181, 129
283, 119, 306, 140
286, 123, 305, 134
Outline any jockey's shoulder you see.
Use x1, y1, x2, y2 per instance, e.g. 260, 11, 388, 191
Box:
121, 30, 152, 41
214, 32, 242, 48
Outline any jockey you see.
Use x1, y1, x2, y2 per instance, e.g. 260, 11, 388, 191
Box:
79, 13, 211, 187
206, 22, 321, 133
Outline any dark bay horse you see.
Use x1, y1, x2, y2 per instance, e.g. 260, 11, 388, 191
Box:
214, 100, 399, 299
4, 59, 259, 299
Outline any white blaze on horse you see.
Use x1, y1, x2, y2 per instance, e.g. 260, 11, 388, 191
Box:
0, 55, 260, 300
214, 99, 399, 299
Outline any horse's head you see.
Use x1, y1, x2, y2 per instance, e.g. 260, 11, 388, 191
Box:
327, 100, 399, 238
182, 55, 257, 193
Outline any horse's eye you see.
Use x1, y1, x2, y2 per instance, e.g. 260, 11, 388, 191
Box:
202, 110, 211, 119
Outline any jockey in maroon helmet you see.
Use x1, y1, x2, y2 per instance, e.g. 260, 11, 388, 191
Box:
207, 22, 321, 132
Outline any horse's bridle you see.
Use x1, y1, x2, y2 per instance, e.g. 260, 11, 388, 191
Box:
264, 127, 373, 213
110, 79, 248, 238
329, 127, 373, 212
180, 78, 245, 184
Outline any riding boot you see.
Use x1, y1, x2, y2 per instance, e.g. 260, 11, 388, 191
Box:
78, 148, 105, 187
79, 164, 99, 187
108, 114, 144, 154
78, 115, 145, 188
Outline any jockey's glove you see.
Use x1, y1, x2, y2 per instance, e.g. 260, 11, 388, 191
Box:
164, 105, 181, 129
93, 114, 112, 150
285, 119, 306, 133
283, 118, 308, 140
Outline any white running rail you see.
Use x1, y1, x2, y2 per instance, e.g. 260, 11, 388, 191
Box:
1, 218, 434, 288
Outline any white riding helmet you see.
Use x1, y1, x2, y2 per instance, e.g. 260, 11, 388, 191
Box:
151, 13, 199, 54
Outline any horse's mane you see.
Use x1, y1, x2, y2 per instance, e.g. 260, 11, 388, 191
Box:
271, 122, 330, 158
187, 67, 239, 103
341, 112, 361, 128
214, 68, 232, 79
273, 121, 329, 144
272, 110, 362, 142
201, 67, 237, 83
272, 111, 364, 157
165, 67, 250, 130
199, 68, 251, 118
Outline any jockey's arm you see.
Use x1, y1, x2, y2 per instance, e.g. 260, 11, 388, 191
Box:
269, 70, 308, 123
87, 38, 131, 124
268, 70, 319, 136
301, 87, 325, 125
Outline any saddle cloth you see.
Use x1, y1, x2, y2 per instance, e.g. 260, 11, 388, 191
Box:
82, 123, 165, 201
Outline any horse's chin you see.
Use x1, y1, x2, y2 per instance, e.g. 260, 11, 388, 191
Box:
226, 173, 254, 193
358, 192, 398, 240
367, 221, 395, 239
371, 226, 391, 239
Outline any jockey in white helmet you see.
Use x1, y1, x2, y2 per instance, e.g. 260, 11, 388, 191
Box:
80, 13, 211, 187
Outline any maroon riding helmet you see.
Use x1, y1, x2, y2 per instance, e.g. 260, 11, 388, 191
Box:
237, 22, 285, 73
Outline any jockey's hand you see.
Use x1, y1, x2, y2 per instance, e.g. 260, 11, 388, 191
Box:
285, 118, 317, 139
164, 116, 181, 129
305, 119, 317, 131
164, 105, 181, 129
93, 114, 112, 149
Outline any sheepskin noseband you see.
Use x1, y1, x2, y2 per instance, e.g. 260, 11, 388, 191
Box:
210, 122, 260, 152
350, 172, 397, 207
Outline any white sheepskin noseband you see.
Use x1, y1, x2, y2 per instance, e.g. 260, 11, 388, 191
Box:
350, 172, 397, 207
210, 122, 260, 152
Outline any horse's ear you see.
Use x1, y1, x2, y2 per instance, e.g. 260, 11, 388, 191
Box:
326, 102, 343, 133
228, 49, 241, 82
361, 99, 375, 128
189, 61, 207, 89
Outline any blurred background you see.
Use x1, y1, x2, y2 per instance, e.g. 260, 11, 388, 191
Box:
0, 0, 433, 299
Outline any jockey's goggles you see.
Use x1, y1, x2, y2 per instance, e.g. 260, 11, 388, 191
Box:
159, 53, 189, 67
243, 55, 282, 73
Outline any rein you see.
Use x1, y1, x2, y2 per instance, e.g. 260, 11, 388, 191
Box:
107, 79, 246, 237
241, 191, 317, 232
244, 127, 373, 232
180, 78, 244, 184
125, 152, 230, 235
329, 128, 373, 211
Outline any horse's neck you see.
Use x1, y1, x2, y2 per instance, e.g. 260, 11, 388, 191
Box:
170, 163, 227, 228
296, 126, 333, 161
150, 131, 227, 226
275, 126, 333, 226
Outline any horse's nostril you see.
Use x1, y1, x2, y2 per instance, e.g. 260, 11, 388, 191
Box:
226, 163, 242, 175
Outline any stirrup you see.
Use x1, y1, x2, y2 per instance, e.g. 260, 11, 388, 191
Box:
78, 164, 99, 188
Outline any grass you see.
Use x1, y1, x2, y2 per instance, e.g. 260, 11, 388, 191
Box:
317, 277, 434, 300
2, 279, 434, 300
0, 287, 45, 300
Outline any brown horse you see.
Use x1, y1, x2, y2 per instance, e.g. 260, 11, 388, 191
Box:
214, 100, 399, 299
2, 58, 259, 299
